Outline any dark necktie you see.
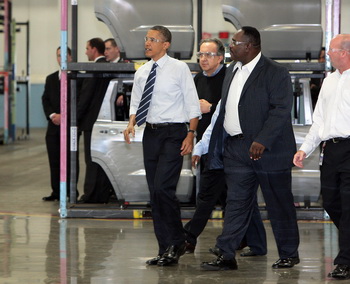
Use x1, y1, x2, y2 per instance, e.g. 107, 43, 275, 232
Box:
135, 63, 158, 126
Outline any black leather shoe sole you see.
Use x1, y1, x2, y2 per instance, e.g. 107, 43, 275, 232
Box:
272, 257, 300, 268
201, 256, 238, 271
157, 243, 186, 266
157, 257, 179, 266
146, 255, 161, 265
240, 250, 258, 257
328, 264, 350, 279
42, 195, 59, 201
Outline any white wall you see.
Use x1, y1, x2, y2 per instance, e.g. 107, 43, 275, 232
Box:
1, 0, 349, 84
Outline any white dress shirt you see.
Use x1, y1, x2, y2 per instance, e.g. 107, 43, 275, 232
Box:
300, 68, 350, 156
130, 54, 201, 123
94, 56, 105, 62
193, 100, 221, 156
112, 57, 120, 63
224, 53, 261, 136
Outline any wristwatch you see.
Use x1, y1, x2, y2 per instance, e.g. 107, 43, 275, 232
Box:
188, 129, 196, 136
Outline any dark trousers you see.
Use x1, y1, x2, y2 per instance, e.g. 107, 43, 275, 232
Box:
321, 140, 350, 265
184, 155, 226, 246
216, 137, 299, 260
184, 155, 266, 255
45, 127, 60, 197
143, 124, 187, 255
82, 130, 112, 203
45, 125, 79, 198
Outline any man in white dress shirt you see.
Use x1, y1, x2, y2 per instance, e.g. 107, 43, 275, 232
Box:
123, 25, 201, 266
294, 34, 350, 280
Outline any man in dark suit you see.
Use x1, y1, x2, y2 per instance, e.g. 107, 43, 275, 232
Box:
184, 38, 267, 257
77, 37, 113, 203
42, 47, 73, 201
201, 26, 300, 271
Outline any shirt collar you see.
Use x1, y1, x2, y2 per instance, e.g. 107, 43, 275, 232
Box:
151, 54, 168, 69
203, 64, 224, 77
245, 52, 261, 73
232, 52, 261, 73
112, 57, 120, 63
339, 68, 350, 76
94, 56, 105, 62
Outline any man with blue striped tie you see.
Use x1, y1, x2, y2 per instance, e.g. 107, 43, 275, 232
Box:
124, 25, 201, 266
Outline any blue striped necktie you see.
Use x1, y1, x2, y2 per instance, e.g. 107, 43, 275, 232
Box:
135, 63, 158, 126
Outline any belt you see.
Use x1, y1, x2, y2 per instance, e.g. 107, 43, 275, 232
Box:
327, 136, 350, 143
145, 122, 185, 129
229, 134, 244, 139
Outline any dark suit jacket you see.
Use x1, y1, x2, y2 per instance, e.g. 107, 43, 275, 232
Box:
208, 54, 296, 171
42, 71, 60, 135
77, 57, 111, 132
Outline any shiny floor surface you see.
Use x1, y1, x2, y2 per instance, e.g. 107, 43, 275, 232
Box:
0, 129, 346, 283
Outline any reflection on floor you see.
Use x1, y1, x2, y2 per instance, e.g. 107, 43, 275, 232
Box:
0, 129, 342, 283
0, 215, 340, 284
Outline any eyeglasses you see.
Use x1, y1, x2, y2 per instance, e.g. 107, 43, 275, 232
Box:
328, 47, 344, 53
144, 37, 164, 43
328, 47, 350, 54
230, 39, 248, 46
196, 52, 219, 59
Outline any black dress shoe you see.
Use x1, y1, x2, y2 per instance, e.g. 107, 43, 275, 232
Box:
201, 255, 238, 271
240, 249, 258, 257
328, 264, 350, 279
146, 255, 161, 265
42, 195, 59, 201
272, 257, 300, 268
77, 198, 86, 204
185, 242, 196, 254
157, 243, 186, 266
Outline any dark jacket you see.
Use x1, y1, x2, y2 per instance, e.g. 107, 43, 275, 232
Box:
77, 57, 111, 132
208, 55, 296, 171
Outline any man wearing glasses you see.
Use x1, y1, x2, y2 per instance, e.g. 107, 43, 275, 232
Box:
124, 25, 201, 266
201, 26, 299, 271
294, 34, 350, 280
184, 38, 267, 258
183, 38, 227, 253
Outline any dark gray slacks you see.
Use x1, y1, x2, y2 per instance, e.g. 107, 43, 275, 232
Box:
143, 124, 188, 255
216, 137, 299, 260
321, 139, 350, 265
184, 155, 267, 255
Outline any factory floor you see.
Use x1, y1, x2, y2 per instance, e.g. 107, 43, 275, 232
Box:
0, 129, 343, 283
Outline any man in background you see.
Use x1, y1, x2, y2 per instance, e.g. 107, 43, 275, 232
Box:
104, 38, 127, 120
77, 37, 113, 203
42, 47, 75, 201
104, 38, 121, 63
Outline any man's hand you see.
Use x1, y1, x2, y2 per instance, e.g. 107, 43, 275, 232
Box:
180, 133, 194, 156
293, 150, 306, 168
51, 114, 61, 126
116, 95, 124, 106
123, 124, 135, 144
199, 99, 212, 114
249, 141, 265, 160
192, 155, 201, 168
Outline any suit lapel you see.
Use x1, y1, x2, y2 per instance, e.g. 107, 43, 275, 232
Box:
240, 55, 265, 98
220, 63, 239, 111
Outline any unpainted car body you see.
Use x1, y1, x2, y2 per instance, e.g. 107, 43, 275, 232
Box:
91, 78, 320, 205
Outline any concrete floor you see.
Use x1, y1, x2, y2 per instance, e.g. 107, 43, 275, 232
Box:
0, 129, 345, 283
